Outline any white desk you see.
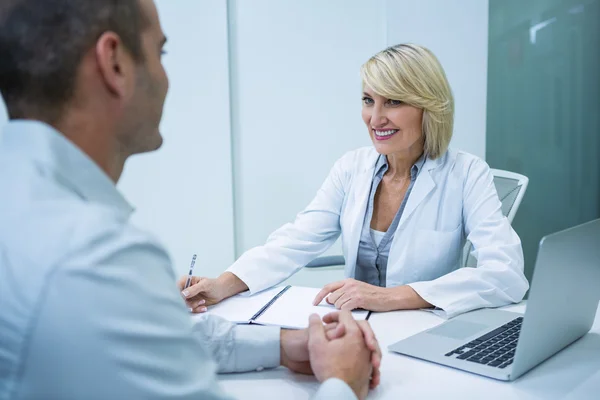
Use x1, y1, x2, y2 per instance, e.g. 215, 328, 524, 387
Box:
218, 303, 600, 399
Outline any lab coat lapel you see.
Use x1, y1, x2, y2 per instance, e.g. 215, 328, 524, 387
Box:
386, 157, 441, 285
344, 158, 377, 276
397, 157, 438, 229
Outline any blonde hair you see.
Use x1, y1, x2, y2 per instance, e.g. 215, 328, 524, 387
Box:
360, 44, 454, 159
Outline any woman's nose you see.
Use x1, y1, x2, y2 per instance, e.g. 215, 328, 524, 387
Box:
370, 106, 388, 127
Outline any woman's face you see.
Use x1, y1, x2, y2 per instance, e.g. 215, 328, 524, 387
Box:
361, 85, 424, 157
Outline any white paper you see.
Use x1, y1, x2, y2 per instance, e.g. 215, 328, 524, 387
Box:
198, 286, 285, 323
255, 286, 369, 329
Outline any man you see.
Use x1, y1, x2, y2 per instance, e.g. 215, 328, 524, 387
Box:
0, 1, 380, 399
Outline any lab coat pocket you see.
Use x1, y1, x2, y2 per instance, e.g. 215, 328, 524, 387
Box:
409, 224, 464, 282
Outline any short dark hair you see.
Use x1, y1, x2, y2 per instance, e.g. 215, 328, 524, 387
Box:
0, 0, 148, 122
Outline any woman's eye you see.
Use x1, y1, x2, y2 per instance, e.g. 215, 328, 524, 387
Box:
387, 99, 403, 106
362, 97, 374, 105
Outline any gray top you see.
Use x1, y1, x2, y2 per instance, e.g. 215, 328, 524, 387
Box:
354, 154, 425, 287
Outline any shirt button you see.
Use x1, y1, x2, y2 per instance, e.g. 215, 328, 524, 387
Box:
256, 366, 264, 372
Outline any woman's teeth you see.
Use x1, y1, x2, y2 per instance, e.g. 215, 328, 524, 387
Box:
374, 129, 398, 137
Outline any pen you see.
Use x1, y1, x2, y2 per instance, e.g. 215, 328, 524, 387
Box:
184, 254, 197, 290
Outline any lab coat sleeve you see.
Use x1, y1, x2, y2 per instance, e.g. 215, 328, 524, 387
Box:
409, 158, 529, 318
227, 154, 349, 294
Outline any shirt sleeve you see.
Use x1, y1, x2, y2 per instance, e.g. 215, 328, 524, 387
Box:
19, 212, 236, 400
191, 315, 281, 373
313, 378, 357, 400
409, 158, 529, 318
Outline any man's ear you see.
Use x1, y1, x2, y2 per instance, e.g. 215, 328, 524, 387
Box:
95, 32, 130, 98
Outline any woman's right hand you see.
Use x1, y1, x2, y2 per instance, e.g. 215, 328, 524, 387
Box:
177, 276, 224, 313
177, 272, 249, 313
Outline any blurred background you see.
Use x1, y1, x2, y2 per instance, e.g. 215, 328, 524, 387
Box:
487, 0, 599, 283
1, 0, 598, 285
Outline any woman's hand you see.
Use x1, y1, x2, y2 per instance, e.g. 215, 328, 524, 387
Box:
312, 279, 390, 311
177, 276, 224, 313
313, 279, 433, 312
177, 272, 249, 313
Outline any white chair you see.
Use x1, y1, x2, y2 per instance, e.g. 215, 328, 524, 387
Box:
305, 168, 529, 269
488, 169, 529, 224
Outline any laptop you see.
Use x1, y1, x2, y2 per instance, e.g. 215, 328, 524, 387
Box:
388, 219, 600, 381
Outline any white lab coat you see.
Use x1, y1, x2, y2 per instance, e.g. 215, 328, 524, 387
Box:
228, 147, 529, 318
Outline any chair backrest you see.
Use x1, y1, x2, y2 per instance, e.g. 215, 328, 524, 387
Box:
489, 169, 529, 223
462, 169, 529, 268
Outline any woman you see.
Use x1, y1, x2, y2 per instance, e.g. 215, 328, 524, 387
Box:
180, 44, 529, 318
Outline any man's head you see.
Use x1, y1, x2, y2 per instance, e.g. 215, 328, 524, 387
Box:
0, 0, 168, 159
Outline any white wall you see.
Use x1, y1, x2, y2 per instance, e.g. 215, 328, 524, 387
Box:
118, 0, 235, 278
230, 0, 385, 261
385, 0, 489, 158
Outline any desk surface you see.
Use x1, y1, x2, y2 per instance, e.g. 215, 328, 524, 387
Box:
218, 303, 600, 400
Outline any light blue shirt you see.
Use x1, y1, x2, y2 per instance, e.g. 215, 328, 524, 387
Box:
0, 121, 354, 400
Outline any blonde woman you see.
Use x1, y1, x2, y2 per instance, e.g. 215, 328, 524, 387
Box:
180, 44, 529, 318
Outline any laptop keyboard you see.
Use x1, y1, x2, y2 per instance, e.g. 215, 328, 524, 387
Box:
444, 317, 523, 369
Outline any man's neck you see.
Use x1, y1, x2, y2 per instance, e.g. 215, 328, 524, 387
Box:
53, 114, 126, 184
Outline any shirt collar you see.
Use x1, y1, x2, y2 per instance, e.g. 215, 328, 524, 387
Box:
1, 120, 133, 215
374, 152, 428, 179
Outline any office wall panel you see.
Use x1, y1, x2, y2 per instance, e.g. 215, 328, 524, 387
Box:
229, 0, 386, 262
118, 0, 235, 277
386, 0, 489, 159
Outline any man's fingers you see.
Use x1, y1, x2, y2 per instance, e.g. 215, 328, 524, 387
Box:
324, 311, 380, 364
358, 321, 382, 367
373, 365, 381, 386
322, 312, 340, 324
370, 366, 381, 389
313, 281, 345, 306
371, 352, 381, 369
324, 322, 338, 332
335, 310, 360, 334
323, 314, 346, 340
326, 322, 346, 340
358, 321, 376, 346
358, 321, 379, 350
370, 340, 382, 369
307, 314, 327, 349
